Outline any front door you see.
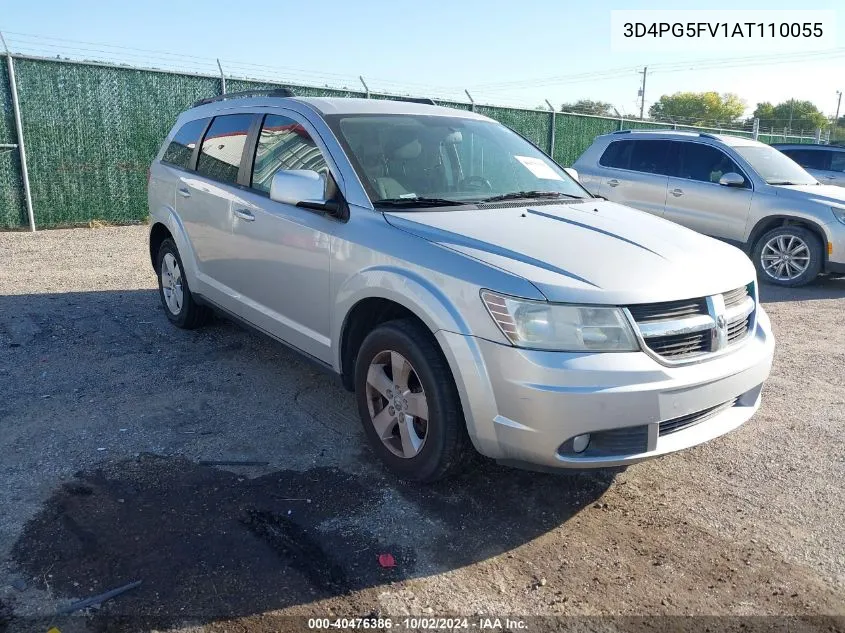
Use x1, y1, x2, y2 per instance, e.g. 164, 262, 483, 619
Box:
227, 113, 336, 363
664, 142, 754, 241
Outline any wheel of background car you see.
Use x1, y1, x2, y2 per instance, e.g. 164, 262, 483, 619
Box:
156, 238, 211, 329
752, 226, 823, 287
459, 175, 493, 192
354, 319, 470, 482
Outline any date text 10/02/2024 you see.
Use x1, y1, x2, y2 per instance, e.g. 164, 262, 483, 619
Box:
307, 617, 528, 630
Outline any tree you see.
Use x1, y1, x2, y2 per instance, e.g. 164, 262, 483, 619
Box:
648, 92, 745, 126
560, 100, 615, 116
753, 100, 827, 133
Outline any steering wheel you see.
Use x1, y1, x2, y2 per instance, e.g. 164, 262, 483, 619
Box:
459, 176, 493, 192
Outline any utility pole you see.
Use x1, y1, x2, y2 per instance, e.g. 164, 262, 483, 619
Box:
834, 90, 842, 143
788, 99, 795, 133
638, 66, 648, 120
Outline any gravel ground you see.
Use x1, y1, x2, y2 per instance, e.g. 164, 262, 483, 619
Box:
0, 225, 843, 632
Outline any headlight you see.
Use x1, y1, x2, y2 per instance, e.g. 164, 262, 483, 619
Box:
832, 207, 845, 225
481, 290, 639, 352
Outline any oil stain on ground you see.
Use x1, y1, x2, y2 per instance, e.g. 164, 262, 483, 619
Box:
8, 454, 612, 631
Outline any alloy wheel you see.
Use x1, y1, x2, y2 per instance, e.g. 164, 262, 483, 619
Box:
365, 350, 429, 458
160, 252, 184, 315
760, 234, 811, 282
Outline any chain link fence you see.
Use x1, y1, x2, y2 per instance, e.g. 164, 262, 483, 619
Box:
0, 53, 824, 229
0, 60, 26, 229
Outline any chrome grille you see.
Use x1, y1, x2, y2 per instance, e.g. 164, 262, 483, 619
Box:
644, 331, 711, 358
626, 285, 755, 362
727, 316, 750, 344
628, 298, 707, 322
659, 398, 739, 436
722, 285, 749, 308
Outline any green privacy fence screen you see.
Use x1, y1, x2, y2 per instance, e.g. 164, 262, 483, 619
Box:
0, 54, 823, 229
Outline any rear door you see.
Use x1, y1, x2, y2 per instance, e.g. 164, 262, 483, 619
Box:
664, 142, 753, 241
598, 139, 671, 217
225, 111, 337, 362
175, 113, 256, 293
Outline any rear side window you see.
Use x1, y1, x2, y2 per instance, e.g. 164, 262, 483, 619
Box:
830, 152, 845, 172
161, 118, 209, 168
599, 140, 633, 169
599, 139, 673, 175
251, 114, 329, 193
196, 114, 255, 184
677, 143, 743, 184
629, 140, 674, 175
782, 149, 829, 170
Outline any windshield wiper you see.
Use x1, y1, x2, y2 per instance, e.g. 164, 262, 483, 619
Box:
767, 180, 810, 185
478, 190, 585, 203
374, 197, 466, 208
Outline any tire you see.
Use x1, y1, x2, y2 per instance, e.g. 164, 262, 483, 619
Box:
354, 319, 470, 482
155, 238, 211, 329
752, 226, 823, 287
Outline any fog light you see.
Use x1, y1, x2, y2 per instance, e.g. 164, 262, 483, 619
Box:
572, 433, 590, 453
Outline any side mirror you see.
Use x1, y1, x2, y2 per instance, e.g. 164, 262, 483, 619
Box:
270, 169, 343, 216
719, 172, 745, 187
563, 167, 579, 182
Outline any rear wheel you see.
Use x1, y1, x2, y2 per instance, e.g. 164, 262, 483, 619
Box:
354, 319, 469, 482
155, 238, 210, 329
752, 226, 823, 287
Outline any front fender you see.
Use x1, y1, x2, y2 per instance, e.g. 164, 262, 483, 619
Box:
332, 265, 476, 371
333, 265, 504, 456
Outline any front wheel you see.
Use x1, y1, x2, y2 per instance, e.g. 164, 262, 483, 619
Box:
752, 226, 823, 287
354, 319, 470, 482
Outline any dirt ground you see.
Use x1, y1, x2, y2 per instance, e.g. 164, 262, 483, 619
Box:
0, 226, 843, 633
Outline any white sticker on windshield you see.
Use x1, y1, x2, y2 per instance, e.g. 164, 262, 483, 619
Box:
514, 155, 563, 180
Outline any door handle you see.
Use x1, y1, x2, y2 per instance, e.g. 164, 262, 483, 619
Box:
670, 188, 684, 197
607, 179, 619, 187
234, 208, 255, 222
177, 188, 191, 198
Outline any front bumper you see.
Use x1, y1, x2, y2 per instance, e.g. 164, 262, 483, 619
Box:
824, 221, 845, 273
437, 306, 775, 469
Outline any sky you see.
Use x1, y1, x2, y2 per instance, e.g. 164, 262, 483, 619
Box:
2, 0, 844, 123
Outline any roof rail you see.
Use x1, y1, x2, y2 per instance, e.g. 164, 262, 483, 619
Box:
192, 87, 295, 108
611, 129, 631, 134
389, 96, 437, 105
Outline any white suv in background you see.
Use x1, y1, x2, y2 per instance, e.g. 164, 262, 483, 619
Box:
573, 131, 845, 286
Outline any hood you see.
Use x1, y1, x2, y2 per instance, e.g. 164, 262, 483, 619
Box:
775, 183, 845, 207
384, 200, 755, 305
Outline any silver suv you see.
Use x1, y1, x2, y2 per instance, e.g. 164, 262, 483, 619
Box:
771, 143, 845, 189
148, 93, 774, 481
573, 130, 845, 286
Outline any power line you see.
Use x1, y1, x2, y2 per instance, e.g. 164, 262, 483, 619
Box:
470, 48, 845, 92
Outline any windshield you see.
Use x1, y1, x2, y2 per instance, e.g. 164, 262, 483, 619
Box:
733, 144, 818, 185
324, 113, 588, 206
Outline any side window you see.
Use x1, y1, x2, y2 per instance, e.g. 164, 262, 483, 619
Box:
599, 140, 633, 169
161, 118, 209, 169
678, 144, 743, 184
195, 114, 254, 184
629, 140, 673, 176
830, 152, 845, 173
251, 114, 329, 194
